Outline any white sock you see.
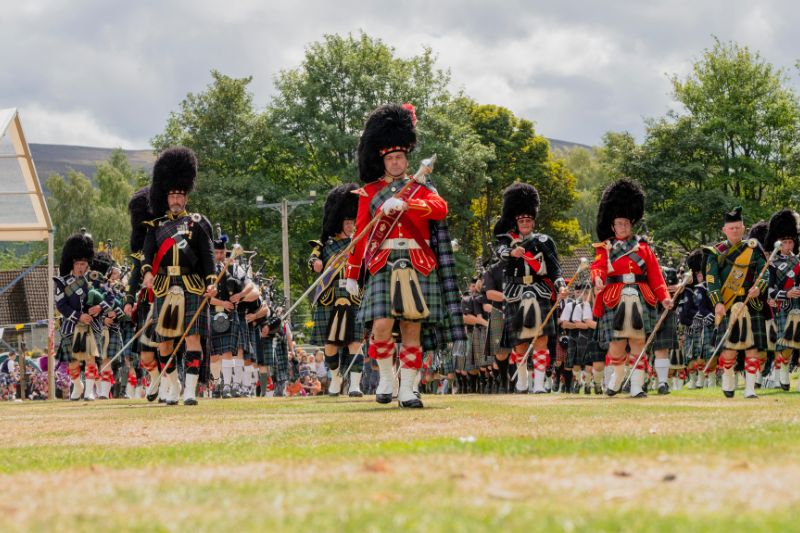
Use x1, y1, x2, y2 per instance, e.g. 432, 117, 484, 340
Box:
533, 368, 545, 392
166, 371, 180, 402
722, 367, 735, 392
70, 378, 83, 399
655, 359, 670, 385
604, 365, 614, 388
242, 366, 252, 390
744, 372, 757, 397
84, 378, 96, 399
376, 357, 394, 396
630, 368, 645, 396
329, 370, 343, 395
413, 369, 422, 394
610, 364, 625, 392
125, 383, 134, 399
221, 359, 234, 386
158, 376, 169, 399
210, 360, 221, 382
780, 365, 790, 386
233, 359, 244, 386
516, 364, 529, 391
135, 386, 143, 399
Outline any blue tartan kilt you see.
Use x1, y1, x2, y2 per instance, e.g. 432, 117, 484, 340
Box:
501, 295, 556, 349
685, 320, 715, 360
358, 249, 444, 326
237, 313, 255, 361
773, 304, 800, 351
103, 328, 124, 360
211, 312, 246, 355
310, 283, 365, 346
56, 334, 73, 363
267, 336, 289, 382
152, 287, 205, 342
250, 326, 267, 366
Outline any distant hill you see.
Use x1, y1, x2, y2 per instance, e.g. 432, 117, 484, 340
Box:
28, 138, 590, 191
29, 144, 155, 190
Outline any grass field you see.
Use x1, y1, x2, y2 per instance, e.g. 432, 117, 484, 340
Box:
2, 388, 800, 532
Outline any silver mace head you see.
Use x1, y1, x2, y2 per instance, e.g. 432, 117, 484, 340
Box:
774, 240, 783, 251
230, 244, 244, 259
682, 271, 693, 284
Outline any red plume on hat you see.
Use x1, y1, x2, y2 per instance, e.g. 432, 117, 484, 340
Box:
402, 103, 417, 126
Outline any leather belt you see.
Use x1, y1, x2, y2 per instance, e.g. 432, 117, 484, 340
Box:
380, 238, 429, 250
510, 275, 537, 284
607, 274, 647, 284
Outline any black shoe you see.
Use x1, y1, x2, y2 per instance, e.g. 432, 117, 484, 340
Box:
606, 388, 620, 397
222, 385, 232, 399
147, 391, 159, 402
184, 398, 198, 406
348, 390, 363, 398
166, 399, 179, 406
781, 384, 790, 391
657, 383, 671, 395
399, 398, 424, 408
97, 395, 109, 400
755, 383, 762, 389
83, 397, 95, 402
158, 398, 166, 404
533, 390, 547, 395
514, 388, 529, 394
723, 390, 735, 398
70, 397, 81, 402
584, 383, 591, 395
632, 391, 648, 398
744, 393, 758, 399
328, 392, 340, 397
376, 393, 393, 404
594, 383, 602, 395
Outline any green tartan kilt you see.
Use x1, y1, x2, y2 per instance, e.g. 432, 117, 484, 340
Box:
438, 348, 455, 375
685, 319, 715, 360
57, 334, 73, 363
566, 330, 590, 368
310, 283, 365, 346
773, 304, 800, 351
486, 307, 507, 357
471, 325, 489, 367
717, 302, 768, 351
358, 249, 444, 326
151, 287, 205, 342
501, 295, 556, 349
651, 308, 678, 352
596, 292, 658, 350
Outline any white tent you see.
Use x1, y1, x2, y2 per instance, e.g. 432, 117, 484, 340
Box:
0, 108, 55, 398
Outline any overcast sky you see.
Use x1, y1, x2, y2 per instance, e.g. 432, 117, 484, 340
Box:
3, 0, 799, 149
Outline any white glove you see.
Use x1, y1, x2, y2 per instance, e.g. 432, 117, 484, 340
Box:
381, 197, 406, 215
345, 278, 360, 297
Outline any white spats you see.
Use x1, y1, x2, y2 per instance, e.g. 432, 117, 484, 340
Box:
166, 372, 180, 403
608, 364, 625, 393
721, 367, 735, 394
744, 372, 758, 398
184, 374, 199, 401
349, 372, 363, 394
630, 368, 645, 397
515, 363, 529, 392
70, 378, 83, 400
376, 356, 394, 396
398, 368, 418, 404
328, 371, 343, 395
221, 359, 234, 386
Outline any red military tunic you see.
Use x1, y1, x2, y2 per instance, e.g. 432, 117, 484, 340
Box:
346, 176, 448, 280
590, 237, 669, 318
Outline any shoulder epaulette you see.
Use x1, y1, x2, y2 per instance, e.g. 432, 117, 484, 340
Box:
308, 239, 323, 249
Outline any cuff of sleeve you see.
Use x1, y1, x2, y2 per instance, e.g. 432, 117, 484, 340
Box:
125, 295, 135, 305
206, 275, 216, 284
776, 290, 787, 301
100, 301, 111, 311
67, 311, 78, 323
407, 199, 432, 217
346, 264, 361, 280
709, 290, 721, 306
757, 279, 768, 293
141, 264, 152, 275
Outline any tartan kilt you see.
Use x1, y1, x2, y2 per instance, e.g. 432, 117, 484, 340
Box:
581, 329, 605, 365
310, 285, 365, 346
486, 307, 507, 356
437, 348, 455, 375
269, 336, 289, 382
669, 346, 686, 369
358, 249, 444, 326
773, 305, 800, 351
470, 325, 489, 367
566, 330, 581, 368
651, 309, 678, 352
237, 313, 255, 361
211, 312, 246, 355
151, 287, 205, 342
501, 295, 556, 349
120, 321, 136, 361
251, 327, 267, 366
596, 291, 658, 350
56, 334, 73, 363
685, 319, 715, 360
717, 303, 768, 351
103, 328, 124, 360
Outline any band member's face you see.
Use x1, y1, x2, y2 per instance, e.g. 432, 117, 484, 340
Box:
168, 192, 187, 214
383, 151, 408, 178
695, 271, 704, 283
722, 221, 744, 242
109, 268, 121, 281
612, 218, 632, 239
781, 238, 794, 254
342, 219, 355, 236
72, 260, 89, 276
516, 215, 534, 235
214, 249, 226, 263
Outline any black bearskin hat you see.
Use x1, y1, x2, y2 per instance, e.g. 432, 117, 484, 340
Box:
149, 147, 198, 216
686, 249, 704, 274
321, 183, 359, 243
357, 104, 417, 183
766, 209, 800, 254
128, 186, 152, 252
747, 220, 768, 249
596, 178, 645, 242
91, 251, 115, 276
492, 182, 540, 236
59, 233, 95, 276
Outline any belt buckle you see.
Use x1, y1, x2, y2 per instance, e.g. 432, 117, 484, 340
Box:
522, 275, 533, 284
622, 273, 635, 283
168, 265, 181, 277
338, 279, 348, 288
396, 239, 407, 248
